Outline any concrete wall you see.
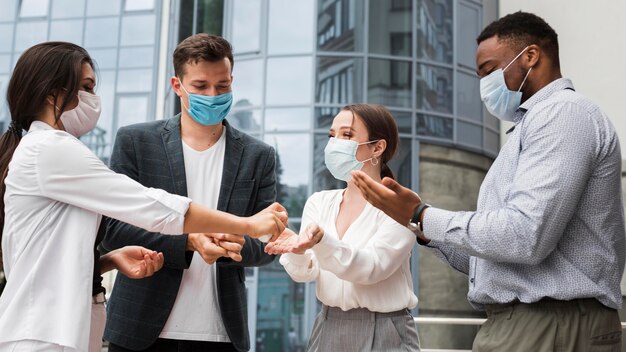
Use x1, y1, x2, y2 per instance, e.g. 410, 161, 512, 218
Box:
417, 143, 493, 350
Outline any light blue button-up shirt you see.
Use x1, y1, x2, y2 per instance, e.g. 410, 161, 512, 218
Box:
424, 78, 625, 310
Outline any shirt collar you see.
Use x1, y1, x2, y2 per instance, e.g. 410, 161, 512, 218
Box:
512, 78, 575, 124
29, 120, 56, 133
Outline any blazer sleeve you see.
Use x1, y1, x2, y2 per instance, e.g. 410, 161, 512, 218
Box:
101, 127, 193, 270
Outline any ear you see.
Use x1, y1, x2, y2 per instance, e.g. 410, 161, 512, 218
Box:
170, 76, 182, 97
373, 139, 387, 158
525, 44, 541, 68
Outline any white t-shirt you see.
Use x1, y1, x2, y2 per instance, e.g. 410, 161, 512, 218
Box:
0, 121, 191, 352
280, 189, 418, 312
160, 128, 230, 342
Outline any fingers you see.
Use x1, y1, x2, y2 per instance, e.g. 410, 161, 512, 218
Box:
226, 250, 243, 262
381, 177, 401, 192
212, 232, 245, 246
267, 202, 287, 213
274, 210, 288, 225
218, 240, 243, 253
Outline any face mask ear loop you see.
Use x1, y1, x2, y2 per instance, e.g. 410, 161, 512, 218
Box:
177, 77, 192, 111
517, 67, 532, 92
503, 46, 530, 72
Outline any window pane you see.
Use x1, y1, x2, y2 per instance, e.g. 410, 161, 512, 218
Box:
314, 106, 340, 130
121, 14, 156, 46
0, 0, 17, 21
49, 19, 83, 44
0, 75, 9, 123
15, 21, 47, 51
228, 109, 261, 134
416, 64, 453, 114
317, 0, 365, 52
268, 0, 314, 54
484, 112, 499, 130
85, 17, 119, 48
87, 0, 120, 16
457, 120, 481, 147
232, 59, 263, 107
368, 59, 411, 108
485, 129, 499, 154
313, 133, 345, 192
117, 95, 149, 129
0, 24, 13, 52
388, 137, 412, 188
116, 69, 153, 92
391, 110, 412, 134
124, 0, 154, 11
231, 0, 261, 54
88, 48, 117, 69
52, 0, 85, 18
315, 56, 363, 105
0, 54, 9, 74
416, 114, 453, 139
119, 46, 154, 68
369, 0, 412, 56
457, 2, 480, 69
265, 108, 311, 132
265, 134, 310, 217
417, 0, 452, 63
265, 57, 312, 106
19, 0, 49, 18
456, 71, 481, 122
196, 0, 224, 35
92, 70, 115, 158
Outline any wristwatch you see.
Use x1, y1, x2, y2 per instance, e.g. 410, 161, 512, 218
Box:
407, 202, 430, 239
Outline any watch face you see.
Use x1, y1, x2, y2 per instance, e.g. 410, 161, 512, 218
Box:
408, 222, 419, 233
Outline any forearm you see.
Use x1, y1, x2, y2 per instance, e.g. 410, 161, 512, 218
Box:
279, 252, 318, 283
99, 249, 119, 274
183, 203, 250, 235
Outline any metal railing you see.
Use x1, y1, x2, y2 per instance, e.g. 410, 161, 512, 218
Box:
413, 317, 626, 352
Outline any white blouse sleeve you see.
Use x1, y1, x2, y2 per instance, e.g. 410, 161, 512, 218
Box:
35, 133, 191, 235
279, 193, 322, 283
312, 216, 415, 285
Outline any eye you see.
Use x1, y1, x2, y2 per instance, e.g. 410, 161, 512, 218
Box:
193, 85, 206, 90
83, 85, 95, 94
217, 85, 230, 90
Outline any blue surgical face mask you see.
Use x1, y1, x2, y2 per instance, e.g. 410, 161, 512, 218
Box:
479, 46, 532, 122
324, 137, 377, 182
178, 77, 233, 126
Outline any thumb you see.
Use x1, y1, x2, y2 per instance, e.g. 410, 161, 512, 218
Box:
382, 177, 402, 193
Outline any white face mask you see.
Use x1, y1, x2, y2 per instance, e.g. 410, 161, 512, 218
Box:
324, 137, 377, 182
59, 91, 102, 138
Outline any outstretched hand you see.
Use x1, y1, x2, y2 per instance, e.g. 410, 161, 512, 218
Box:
111, 246, 164, 279
247, 202, 288, 241
351, 170, 421, 225
264, 224, 324, 255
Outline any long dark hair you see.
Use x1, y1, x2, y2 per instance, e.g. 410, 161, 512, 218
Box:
0, 42, 94, 244
342, 104, 399, 180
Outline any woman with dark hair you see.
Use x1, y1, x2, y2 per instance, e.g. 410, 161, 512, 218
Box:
266, 104, 420, 351
0, 42, 287, 352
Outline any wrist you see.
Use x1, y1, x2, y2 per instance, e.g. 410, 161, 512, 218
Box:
99, 249, 119, 273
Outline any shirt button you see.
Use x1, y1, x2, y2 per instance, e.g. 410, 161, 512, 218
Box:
470, 278, 475, 284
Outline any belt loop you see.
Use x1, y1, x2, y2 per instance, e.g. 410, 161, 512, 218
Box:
322, 305, 329, 320
577, 299, 587, 316
506, 305, 514, 320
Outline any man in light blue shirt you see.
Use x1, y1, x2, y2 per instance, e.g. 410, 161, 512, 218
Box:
353, 11, 624, 352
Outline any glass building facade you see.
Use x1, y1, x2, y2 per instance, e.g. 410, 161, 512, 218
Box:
0, 0, 496, 350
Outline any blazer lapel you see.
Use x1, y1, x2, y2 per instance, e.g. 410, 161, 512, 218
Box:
217, 120, 244, 212
161, 115, 188, 197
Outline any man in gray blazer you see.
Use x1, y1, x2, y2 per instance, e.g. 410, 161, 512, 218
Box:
102, 34, 276, 352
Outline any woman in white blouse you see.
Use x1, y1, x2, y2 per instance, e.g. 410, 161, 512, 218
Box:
266, 104, 420, 351
0, 42, 286, 352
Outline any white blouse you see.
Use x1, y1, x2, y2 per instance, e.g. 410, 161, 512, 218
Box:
280, 190, 418, 313
0, 121, 191, 352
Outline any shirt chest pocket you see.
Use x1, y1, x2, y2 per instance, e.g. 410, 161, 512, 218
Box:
227, 179, 256, 216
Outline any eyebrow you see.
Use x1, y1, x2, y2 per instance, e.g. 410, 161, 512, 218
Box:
476, 59, 494, 76
329, 126, 357, 133
82, 77, 95, 84
189, 79, 231, 84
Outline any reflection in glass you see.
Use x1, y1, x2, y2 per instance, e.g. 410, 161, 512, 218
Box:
387, 137, 412, 188
315, 106, 340, 130
231, 0, 261, 54
85, 17, 119, 48
90, 70, 115, 158
316, 56, 363, 105
19, 0, 48, 18
0, 54, 9, 74
369, 0, 411, 56
457, 120, 481, 148
119, 47, 154, 68
456, 72, 481, 122
266, 57, 313, 106
313, 133, 346, 192
0, 0, 17, 22
49, 20, 83, 44
457, 2, 480, 68
265, 108, 311, 132
416, 114, 453, 139
121, 14, 156, 46
88, 48, 117, 69
232, 59, 263, 107
116, 69, 152, 92
265, 134, 310, 217
124, 0, 154, 11
52, 0, 85, 19
368, 59, 411, 108
87, 0, 121, 16
416, 64, 453, 113
196, 0, 224, 35
15, 21, 47, 51
317, 0, 364, 52
391, 110, 412, 134
416, 0, 453, 63
228, 109, 261, 134
268, 0, 314, 55
0, 25, 13, 53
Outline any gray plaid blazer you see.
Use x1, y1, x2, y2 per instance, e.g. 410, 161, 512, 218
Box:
101, 115, 276, 351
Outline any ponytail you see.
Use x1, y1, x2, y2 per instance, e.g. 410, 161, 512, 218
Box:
380, 162, 395, 180
0, 121, 23, 248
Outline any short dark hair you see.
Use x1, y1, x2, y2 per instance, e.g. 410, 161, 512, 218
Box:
477, 11, 560, 68
173, 33, 234, 78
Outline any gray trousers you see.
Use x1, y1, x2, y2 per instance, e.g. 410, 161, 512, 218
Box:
473, 298, 621, 352
306, 305, 420, 352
